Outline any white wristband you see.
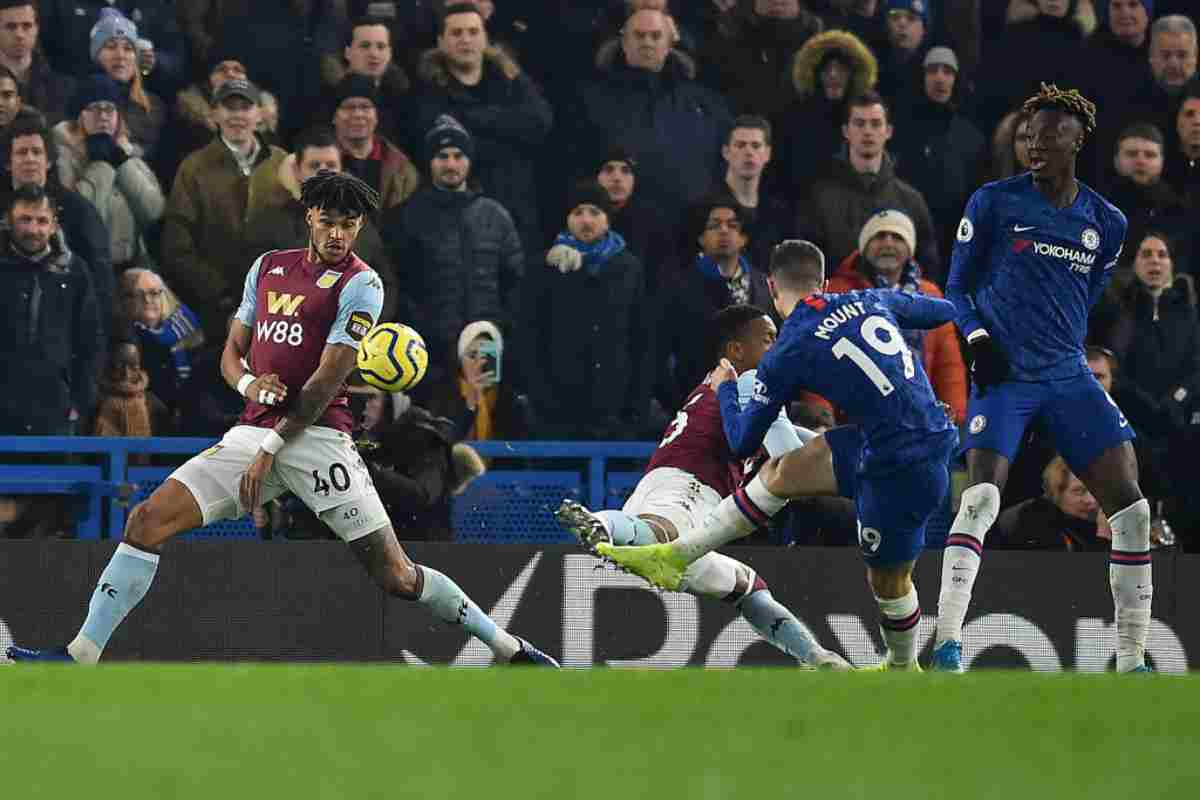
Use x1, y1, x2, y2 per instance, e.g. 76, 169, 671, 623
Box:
967, 329, 990, 343
236, 373, 256, 397
260, 430, 285, 455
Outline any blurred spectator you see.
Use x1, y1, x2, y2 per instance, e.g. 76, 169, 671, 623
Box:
0, 64, 44, 170
322, 15, 409, 145
380, 115, 523, 381
774, 28, 877, 188
1081, 0, 1152, 114
818, 0, 887, 50
161, 79, 287, 341
426, 320, 531, 441
89, 8, 165, 159
719, 115, 792, 275
244, 125, 398, 321
594, 146, 673, 295
824, 209, 968, 423
91, 338, 169, 438
659, 197, 771, 408
115, 267, 204, 414
892, 47, 986, 267
1163, 83, 1200, 208
2, 116, 114, 330
352, 398, 485, 541
414, 3, 553, 260
162, 46, 251, 188
989, 107, 1032, 181
331, 74, 419, 209
704, 0, 823, 118
0, 183, 102, 435
174, 312, 241, 436
0, 1, 74, 124
528, 179, 649, 439
975, 0, 1097, 135
992, 456, 1112, 551
875, 0, 931, 103
567, 8, 732, 232
796, 91, 941, 281
53, 75, 165, 271
1102, 122, 1191, 266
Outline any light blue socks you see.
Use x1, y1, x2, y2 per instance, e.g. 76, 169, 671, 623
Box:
595, 510, 659, 545
69, 542, 160, 663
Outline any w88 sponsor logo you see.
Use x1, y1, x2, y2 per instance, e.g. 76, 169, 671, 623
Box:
256, 319, 304, 346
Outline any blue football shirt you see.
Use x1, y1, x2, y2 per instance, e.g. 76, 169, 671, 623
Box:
719, 289, 957, 472
946, 174, 1127, 382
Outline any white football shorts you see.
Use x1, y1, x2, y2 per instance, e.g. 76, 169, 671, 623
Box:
621, 467, 722, 537
169, 425, 389, 542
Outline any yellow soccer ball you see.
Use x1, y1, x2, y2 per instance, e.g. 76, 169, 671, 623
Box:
357, 322, 429, 392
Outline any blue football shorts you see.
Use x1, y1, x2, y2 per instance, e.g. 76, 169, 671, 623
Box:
962, 373, 1135, 474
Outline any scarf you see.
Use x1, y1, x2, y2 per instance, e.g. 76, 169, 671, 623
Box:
94, 369, 152, 437
553, 231, 627, 276
458, 378, 497, 440
866, 256, 927, 354
696, 254, 753, 305
134, 304, 200, 383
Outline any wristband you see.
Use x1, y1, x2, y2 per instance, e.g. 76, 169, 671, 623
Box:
260, 430, 285, 455
236, 373, 256, 397
967, 329, 990, 343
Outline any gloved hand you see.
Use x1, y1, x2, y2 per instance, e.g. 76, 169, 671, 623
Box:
968, 334, 1010, 393
85, 133, 128, 167
546, 244, 583, 273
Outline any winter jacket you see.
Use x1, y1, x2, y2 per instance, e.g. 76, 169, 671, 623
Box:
797, 153, 941, 282
1099, 176, 1194, 270
658, 255, 773, 410
342, 135, 420, 210
242, 174, 399, 324
161, 134, 287, 338
413, 46, 552, 252
0, 230, 103, 433
426, 375, 530, 442
52, 123, 165, 266
38, 2, 182, 78
608, 195, 675, 296
825, 251, 968, 424
1090, 279, 1200, 437
19, 51, 75, 126
527, 244, 650, 434
993, 496, 1109, 552
567, 42, 732, 224
704, 5, 822, 117
380, 185, 524, 368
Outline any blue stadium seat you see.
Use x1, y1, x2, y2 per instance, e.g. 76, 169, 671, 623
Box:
452, 470, 583, 544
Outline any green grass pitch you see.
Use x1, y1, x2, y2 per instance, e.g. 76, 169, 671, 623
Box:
4, 666, 1198, 799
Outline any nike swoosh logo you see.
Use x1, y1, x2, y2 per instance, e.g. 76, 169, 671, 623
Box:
1013, 225, 1036, 232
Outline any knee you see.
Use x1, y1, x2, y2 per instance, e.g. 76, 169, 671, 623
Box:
123, 501, 166, 551
379, 562, 422, 600
868, 565, 912, 599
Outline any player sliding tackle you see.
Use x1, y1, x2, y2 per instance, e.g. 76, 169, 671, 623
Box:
932, 84, 1150, 673
557, 304, 850, 669
7, 171, 556, 666
599, 240, 959, 670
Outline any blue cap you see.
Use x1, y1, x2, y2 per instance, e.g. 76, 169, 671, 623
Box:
886, 0, 929, 24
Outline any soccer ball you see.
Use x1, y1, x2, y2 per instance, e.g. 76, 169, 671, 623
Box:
357, 322, 429, 392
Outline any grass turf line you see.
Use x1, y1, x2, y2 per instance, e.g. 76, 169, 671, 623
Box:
3, 667, 1197, 799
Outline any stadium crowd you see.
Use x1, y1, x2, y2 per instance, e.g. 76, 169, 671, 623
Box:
1, 0, 1198, 551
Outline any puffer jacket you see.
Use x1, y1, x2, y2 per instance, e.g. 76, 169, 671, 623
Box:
0, 230, 103, 433
413, 46, 552, 252
825, 251, 968, 424
380, 185, 524, 366
567, 42, 732, 222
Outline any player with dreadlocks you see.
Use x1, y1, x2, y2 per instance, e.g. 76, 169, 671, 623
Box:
930, 83, 1149, 673
7, 170, 559, 666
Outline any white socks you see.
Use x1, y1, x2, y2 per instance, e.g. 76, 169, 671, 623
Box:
936, 483, 1000, 646
672, 476, 788, 563
1109, 498, 1152, 672
877, 587, 921, 666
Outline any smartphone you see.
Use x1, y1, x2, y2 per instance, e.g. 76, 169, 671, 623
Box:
477, 339, 501, 386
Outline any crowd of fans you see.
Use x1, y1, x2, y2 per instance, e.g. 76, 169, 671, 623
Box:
1, 0, 1199, 550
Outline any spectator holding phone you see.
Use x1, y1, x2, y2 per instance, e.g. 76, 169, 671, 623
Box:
426, 320, 529, 441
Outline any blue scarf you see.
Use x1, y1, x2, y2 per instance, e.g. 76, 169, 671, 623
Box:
696, 254, 754, 305
134, 303, 200, 383
553, 230, 627, 276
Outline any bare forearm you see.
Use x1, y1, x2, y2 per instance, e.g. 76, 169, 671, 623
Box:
274, 375, 344, 441
220, 340, 248, 392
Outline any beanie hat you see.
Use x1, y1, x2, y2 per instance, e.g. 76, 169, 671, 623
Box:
885, 0, 929, 24
331, 74, 379, 111
1104, 0, 1153, 18
424, 113, 475, 161
457, 320, 504, 362
596, 145, 637, 175
565, 179, 613, 218
90, 8, 138, 65
923, 46, 958, 72
858, 209, 917, 257
67, 73, 127, 120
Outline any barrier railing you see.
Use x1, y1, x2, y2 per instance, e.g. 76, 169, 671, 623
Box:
0, 436, 656, 540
